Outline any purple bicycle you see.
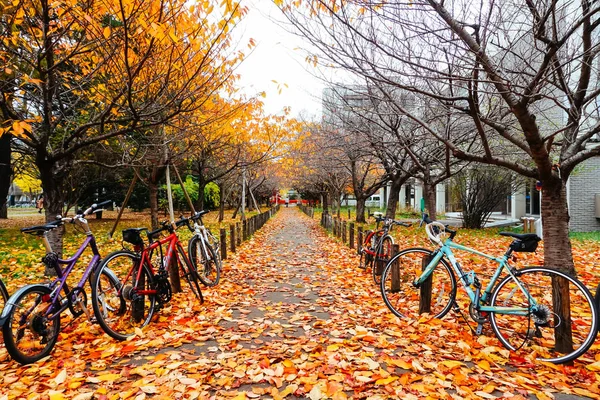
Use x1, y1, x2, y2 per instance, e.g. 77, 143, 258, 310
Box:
0, 201, 117, 364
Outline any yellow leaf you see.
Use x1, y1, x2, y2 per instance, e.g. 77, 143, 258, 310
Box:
375, 376, 398, 385
440, 360, 464, 369
587, 361, 600, 371
477, 360, 491, 371
103, 26, 110, 39
96, 373, 121, 382
48, 392, 66, 400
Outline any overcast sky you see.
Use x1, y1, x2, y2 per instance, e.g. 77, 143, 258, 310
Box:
234, 0, 323, 120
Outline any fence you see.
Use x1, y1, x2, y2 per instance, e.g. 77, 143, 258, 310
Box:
218, 205, 280, 260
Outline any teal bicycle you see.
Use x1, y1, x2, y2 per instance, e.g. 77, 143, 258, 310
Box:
380, 214, 598, 364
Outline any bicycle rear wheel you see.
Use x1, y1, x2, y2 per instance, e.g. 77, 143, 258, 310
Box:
91, 251, 156, 341
372, 236, 393, 285
380, 248, 456, 321
490, 267, 598, 364
2, 284, 60, 364
188, 236, 221, 287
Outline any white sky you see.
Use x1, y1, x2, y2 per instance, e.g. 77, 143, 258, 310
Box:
234, 0, 323, 120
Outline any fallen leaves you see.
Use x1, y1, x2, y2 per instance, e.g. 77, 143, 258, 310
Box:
1, 209, 600, 399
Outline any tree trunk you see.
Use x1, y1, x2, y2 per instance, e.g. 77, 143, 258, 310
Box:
356, 197, 366, 223
149, 182, 159, 230
541, 176, 576, 354
422, 181, 437, 220
0, 133, 11, 219
218, 182, 225, 222
196, 181, 206, 211
38, 158, 65, 276
386, 179, 402, 219
322, 191, 330, 215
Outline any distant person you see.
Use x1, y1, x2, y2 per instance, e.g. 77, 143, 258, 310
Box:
37, 194, 44, 213
285, 199, 289, 208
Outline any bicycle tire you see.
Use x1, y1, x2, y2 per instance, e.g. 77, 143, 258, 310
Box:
91, 250, 156, 341
2, 284, 60, 364
372, 235, 393, 285
188, 236, 221, 287
176, 244, 204, 303
0, 277, 8, 312
380, 247, 456, 321
489, 267, 598, 364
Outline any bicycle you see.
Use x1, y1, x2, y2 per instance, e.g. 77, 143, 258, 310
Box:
380, 214, 598, 364
359, 212, 410, 285
0, 201, 118, 364
186, 210, 221, 287
91, 216, 203, 341
0, 277, 7, 312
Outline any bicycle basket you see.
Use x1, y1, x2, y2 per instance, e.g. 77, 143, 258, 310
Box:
511, 237, 541, 252
122, 229, 144, 246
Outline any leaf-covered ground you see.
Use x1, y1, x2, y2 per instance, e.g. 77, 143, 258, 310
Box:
1, 208, 600, 399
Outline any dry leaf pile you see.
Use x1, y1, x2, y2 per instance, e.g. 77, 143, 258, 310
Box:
1, 208, 600, 399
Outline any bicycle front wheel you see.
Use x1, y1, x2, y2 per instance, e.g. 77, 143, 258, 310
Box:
490, 267, 598, 364
188, 236, 221, 287
2, 284, 60, 364
91, 251, 156, 341
380, 248, 456, 321
373, 236, 393, 285
0, 277, 8, 313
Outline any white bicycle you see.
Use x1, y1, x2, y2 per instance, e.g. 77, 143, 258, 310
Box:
186, 210, 222, 287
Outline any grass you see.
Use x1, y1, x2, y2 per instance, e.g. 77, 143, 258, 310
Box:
0, 208, 268, 293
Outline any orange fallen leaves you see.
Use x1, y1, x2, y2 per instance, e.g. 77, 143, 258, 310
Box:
0, 209, 600, 399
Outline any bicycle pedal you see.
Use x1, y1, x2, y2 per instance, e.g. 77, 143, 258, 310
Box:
475, 323, 484, 335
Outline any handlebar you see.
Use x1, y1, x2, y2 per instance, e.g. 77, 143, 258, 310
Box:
369, 213, 411, 228
421, 213, 457, 244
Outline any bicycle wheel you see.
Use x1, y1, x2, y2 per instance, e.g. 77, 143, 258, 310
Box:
0, 277, 8, 312
373, 235, 393, 285
2, 284, 60, 364
176, 246, 204, 303
91, 251, 156, 341
490, 267, 598, 364
380, 248, 456, 321
188, 236, 221, 287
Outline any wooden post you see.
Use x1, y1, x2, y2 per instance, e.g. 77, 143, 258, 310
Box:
230, 224, 236, 253
419, 253, 434, 314
342, 221, 347, 243
357, 227, 363, 255
236, 222, 242, 246
348, 208, 351, 220
243, 220, 248, 241
391, 244, 400, 292
220, 228, 227, 260
349, 222, 355, 249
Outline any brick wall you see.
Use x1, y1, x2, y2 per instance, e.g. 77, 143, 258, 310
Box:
569, 156, 600, 232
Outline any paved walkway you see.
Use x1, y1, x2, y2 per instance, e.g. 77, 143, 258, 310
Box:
0, 208, 593, 399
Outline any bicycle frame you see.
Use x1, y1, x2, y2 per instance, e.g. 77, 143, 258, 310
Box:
44, 233, 101, 319
192, 222, 214, 261
415, 238, 534, 316
126, 231, 191, 296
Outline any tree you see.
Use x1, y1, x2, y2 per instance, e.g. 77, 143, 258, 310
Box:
452, 166, 515, 229
0, 0, 247, 252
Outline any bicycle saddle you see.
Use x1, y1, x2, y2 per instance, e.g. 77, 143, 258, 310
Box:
499, 232, 541, 241
21, 220, 62, 236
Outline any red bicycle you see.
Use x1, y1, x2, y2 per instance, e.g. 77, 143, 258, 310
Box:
359, 213, 410, 285
91, 217, 202, 340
